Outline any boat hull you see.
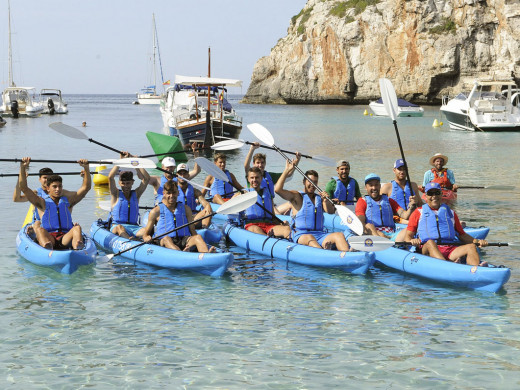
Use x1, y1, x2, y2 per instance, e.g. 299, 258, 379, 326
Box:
90, 221, 232, 277
369, 101, 424, 117
166, 120, 242, 146
137, 95, 162, 105
374, 247, 511, 292
16, 225, 97, 274
224, 223, 375, 274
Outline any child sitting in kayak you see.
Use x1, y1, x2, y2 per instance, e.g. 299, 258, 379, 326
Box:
202, 153, 244, 204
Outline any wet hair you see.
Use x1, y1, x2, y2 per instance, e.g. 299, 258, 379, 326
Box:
247, 166, 263, 176
213, 152, 227, 162
39, 167, 53, 177
303, 170, 319, 183
120, 171, 134, 182
253, 153, 266, 163
46, 175, 63, 187
163, 180, 178, 194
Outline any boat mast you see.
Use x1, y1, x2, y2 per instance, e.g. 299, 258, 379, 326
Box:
152, 13, 157, 96
154, 13, 165, 92
7, 0, 14, 87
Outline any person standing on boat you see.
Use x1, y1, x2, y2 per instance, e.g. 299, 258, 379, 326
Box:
18, 157, 91, 250
202, 153, 244, 205
176, 163, 213, 229
381, 158, 422, 221
421, 153, 458, 191
325, 160, 362, 206
356, 173, 415, 240
404, 182, 487, 266
275, 158, 351, 251
240, 167, 291, 238
243, 142, 300, 214
142, 180, 215, 252
107, 152, 150, 239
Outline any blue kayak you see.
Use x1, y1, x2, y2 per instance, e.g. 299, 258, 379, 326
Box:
224, 223, 375, 274
16, 224, 97, 274
374, 247, 511, 292
90, 221, 232, 277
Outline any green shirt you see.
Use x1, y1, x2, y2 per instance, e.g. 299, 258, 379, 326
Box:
325, 177, 361, 200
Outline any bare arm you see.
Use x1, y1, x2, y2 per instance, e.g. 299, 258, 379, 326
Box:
230, 173, 244, 191
142, 206, 160, 242
274, 158, 299, 205
18, 158, 45, 210
201, 175, 213, 197
148, 175, 161, 191
135, 168, 150, 199
68, 159, 91, 207
380, 182, 391, 196
188, 142, 201, 179
185, 206, 197, 236
243, 142, 260, 175
321, 192, 335, 214
195, 189, 212, 211
13, 177, 28, 202
108, 164, 120, 205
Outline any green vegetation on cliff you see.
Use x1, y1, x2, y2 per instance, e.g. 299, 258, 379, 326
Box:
292, 6, 314, 35
329, 0, 380, 18
429, 17, 457, 34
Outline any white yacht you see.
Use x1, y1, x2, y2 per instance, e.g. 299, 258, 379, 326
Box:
440, 79, 520, 132
40, 89, 68, 114
369, 98, 424, 117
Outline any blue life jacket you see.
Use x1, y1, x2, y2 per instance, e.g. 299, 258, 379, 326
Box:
292, 192, 324, 232
155, 202, 190, 238
111, 190, 139, 224
390, 180, 412, 209
210, 170, 234, 198
244, 188, 274, 220
332, 176, 356, 204
261, 171, 275, 199
33, 187, 48, 222
156, 175, 180, 204
41, 196, 74, 233
364, 195, 395, 229
417, 204, 457, 244
179, 183, 197, 212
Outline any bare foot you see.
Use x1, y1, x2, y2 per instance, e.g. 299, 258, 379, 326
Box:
183, 246, 191, 252
479, 261, 489, 267
208, 246, 217, 253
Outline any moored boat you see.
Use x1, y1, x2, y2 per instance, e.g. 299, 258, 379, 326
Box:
224, 223, 375, 274
369, 98, 424, 117
90, 220, 232, 277
374, 246, 511, 292
40, 89, 68, 114
16, 224, 97, 274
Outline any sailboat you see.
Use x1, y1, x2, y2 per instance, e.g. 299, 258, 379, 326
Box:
0, 0, 44, 118
135, 14, 165, 105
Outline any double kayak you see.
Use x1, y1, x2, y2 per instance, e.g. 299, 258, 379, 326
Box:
374, 246, 511, 293
90, 221, 232, 277
224, 223, 375, 274
16, 224, 97, 274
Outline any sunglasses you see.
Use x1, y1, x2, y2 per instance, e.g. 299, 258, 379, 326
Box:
427, 190, 442, 196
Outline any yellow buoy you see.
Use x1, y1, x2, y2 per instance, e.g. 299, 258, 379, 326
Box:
93, 165, 109, 186
363, 109, 368, 116
432, 119, 440, 128
440, 121, 443, 126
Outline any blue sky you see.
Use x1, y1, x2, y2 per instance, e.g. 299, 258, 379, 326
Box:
0, 0, 307, 94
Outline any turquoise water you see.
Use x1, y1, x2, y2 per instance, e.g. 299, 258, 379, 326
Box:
0, 96, 519, 388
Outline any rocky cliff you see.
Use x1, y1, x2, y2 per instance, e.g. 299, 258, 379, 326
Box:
242, 0, 520, 104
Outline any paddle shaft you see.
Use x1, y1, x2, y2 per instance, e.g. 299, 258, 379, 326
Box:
394, 241, 509, 247
243, 140, 314, 159
139, 147, 210, 158
0, 171, 97, 177
0, 158, 113, 165
87, 138, 123, 154
391, 120, 415, 197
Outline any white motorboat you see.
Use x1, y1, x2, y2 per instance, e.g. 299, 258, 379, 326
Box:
135, 14, 165, 105
40, 89, 68, 114
0, 115, 6, 127
160, 75, 243, 146
440, 79, 520, 132
369, 98, 424, 117
0, 1, 44, 118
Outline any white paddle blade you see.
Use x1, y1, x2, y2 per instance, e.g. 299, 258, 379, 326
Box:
49, 122, 89, 140
347, 235, 395, 252
379, 78, 399, 121
211, 139, 245, 151
90, 158, 116, 169
312, 155, 336, 167
247, 123, 275, 147
98, 200, 112, 211
179, 177, 211, 191
194, 157, 230, 182
113, 158, 157, 169
335, 205, 364, 236
217, 192, 257, 214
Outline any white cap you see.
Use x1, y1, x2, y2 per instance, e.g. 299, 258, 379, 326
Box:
176, 163, 189, 172
162, 157, 176, 167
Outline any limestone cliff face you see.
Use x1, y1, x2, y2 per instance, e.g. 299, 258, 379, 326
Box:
243, 0, 520, 104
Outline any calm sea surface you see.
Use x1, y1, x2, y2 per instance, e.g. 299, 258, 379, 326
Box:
0, 95, 519, 389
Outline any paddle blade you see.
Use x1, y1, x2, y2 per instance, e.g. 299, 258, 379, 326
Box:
217, 192, 258, 215
49, 122, 89, 140
113, 158, 157, 169
90, 158, 116, 169
211, 139, 245, 151
312, 155, 336, 167
247, 123, 275, 147
98, 200, 112, 211
106, 254, 115, 260
348, 235, 395, 252
379, 78, 399, 121
194, 157, 229, 182
335, 205, 364, 236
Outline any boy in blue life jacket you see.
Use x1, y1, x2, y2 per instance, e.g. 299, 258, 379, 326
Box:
108, 152, 150, 239
202, 152, 244, 205
176, 163, 213, 229
18, 157, 91, 250
324, 159, 361, 206
405, 182, 488, 266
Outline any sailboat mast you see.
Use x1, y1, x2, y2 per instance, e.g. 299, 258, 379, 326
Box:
7, 0, 14, 87
152, 13, 157, 95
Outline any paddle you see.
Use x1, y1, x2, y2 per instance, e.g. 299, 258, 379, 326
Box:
458, 185, 515, 190
49, 122, 125, 154
106, 191, 258, 259
194, 156, 284, 224
98, 200, 155, 212
379, 78, 415, 198
246, 123, 364, 235
0, 157, 157, 169
211, 138, 336, 167
139, 147, 211, 158
0, 171, 98, 177
347, 235, 519, 252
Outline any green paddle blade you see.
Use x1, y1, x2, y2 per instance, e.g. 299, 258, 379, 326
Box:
145, 132, 187, 164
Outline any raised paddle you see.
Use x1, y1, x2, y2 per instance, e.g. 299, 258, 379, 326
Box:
0, 157, 157, 169
194, 156, 285, 224
246, 123, 364, 236
98, 201, 156, 212
379, 78, 415, 197
0, 171, 98, 177
458, 185, 515, 190
49, 122, 125, 154
106, 191, 258, 259
139, 147, 211, 158
211, 138, 336, 167
347, 235, 519, 252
